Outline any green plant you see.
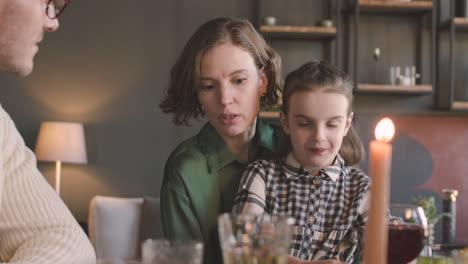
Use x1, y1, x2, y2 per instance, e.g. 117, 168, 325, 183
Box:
411, 196, 450, 226
411, 196, 452, 245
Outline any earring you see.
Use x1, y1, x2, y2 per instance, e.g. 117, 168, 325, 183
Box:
197, 104, 204, 113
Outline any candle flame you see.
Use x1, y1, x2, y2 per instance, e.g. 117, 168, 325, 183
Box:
375, 118, 395, 143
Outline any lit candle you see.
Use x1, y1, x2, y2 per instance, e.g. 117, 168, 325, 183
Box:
363, 118, 395, 264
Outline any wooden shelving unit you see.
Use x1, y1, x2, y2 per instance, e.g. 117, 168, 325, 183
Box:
256, 0, 341, 65
439, 17, 468, 31
357, 0, 432, 8
259, 111, 280, 119
260, 25, 336, 40
436, 0, 468, 110
347, 0, 435, 95
349, 0, 433, 14
452, 101, 468, 110
356, 84, 433, 94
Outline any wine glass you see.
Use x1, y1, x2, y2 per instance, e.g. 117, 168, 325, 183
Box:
387, 204, 428, 264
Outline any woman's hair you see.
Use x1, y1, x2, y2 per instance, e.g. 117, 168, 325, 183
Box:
281, 60, 364, 166
160, 17, 282, 126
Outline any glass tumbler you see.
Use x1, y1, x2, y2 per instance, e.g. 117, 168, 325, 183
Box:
141, 239, 203, 264
218, 213, 293, 264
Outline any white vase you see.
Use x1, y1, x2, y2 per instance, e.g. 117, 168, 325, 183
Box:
428, 223, 435, 245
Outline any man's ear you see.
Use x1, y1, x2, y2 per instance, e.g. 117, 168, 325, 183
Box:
280, 111, 290, 135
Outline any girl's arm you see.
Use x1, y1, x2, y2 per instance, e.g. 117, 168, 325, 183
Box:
232, 161, 268, 215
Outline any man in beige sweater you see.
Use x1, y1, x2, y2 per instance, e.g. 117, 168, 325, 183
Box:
0, 0, 96, 263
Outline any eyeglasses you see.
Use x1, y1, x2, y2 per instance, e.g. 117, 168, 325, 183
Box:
45, 0, 72, 19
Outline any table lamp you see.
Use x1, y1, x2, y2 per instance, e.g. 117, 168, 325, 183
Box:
35, 121, 87, 195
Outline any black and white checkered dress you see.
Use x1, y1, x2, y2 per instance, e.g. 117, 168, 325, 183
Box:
233, 153, 370, 263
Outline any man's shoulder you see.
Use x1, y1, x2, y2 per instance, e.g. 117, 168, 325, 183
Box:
0, 104, 24, 147
0, 104, 12, 123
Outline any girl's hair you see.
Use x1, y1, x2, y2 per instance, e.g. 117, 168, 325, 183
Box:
281, 60, 364, 166
160, 17, 282, 126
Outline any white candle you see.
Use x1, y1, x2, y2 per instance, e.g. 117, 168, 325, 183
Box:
363, 118, 395, 264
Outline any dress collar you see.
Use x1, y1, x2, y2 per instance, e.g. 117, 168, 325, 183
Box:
283, 153, 344, 182
197, 118, 277, 173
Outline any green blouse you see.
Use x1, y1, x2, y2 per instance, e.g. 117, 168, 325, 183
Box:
160, 118, 283, 264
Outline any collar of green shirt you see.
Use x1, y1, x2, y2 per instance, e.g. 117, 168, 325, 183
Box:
196, 118, 277, 173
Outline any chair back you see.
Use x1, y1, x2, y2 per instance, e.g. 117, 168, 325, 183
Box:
88, 196, 144, 259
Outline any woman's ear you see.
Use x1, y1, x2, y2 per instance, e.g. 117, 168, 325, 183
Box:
344, 112, 354, 136
279, 111, 290, 135
259, 70, 268, 95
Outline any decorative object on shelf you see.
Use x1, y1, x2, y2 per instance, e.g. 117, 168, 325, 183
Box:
411, 195, 451, 245
318, 19, 333, 28
399, 68, 412, 86
373, 48, 381, 83
373, 47, 381, 61
35, 121, 88, 195
390, 65, 420, 86
441, 189, 458, 244
389, 66, 398, 85
263, 16, 277, 26
410, 65, 417, 86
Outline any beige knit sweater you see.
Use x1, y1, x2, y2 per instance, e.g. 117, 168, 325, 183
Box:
0, 105, 96, 263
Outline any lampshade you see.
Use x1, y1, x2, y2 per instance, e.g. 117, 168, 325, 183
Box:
35, 121, 87, 164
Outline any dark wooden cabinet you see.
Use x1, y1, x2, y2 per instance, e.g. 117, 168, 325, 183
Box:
255, 0, 341, 71
436, 0, 468, 110
257, 0, 468, 115
346, 0, 435, 94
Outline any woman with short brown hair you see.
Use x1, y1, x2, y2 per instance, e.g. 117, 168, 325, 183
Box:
159, 17, 283, 264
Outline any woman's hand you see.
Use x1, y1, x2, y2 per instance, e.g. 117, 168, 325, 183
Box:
287, 255, 348, 264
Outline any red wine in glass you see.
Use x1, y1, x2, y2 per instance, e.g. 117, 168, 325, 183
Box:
387, 223, 425, 264
387, 204, 428, 264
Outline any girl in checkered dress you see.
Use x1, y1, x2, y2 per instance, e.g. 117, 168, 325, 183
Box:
233, 61, 370, 264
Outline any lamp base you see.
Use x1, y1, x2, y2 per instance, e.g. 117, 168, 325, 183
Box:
55, 160, 61, 195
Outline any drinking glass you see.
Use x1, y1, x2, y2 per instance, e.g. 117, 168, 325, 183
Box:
218, 213, 293, 264
141, 239, 203, 264
388, 204, 428, 264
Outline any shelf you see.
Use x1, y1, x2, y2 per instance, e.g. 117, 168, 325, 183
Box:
259, 111, 280, 119
439, 18, 468, 32
452, 101, 468, 111
352, 0, 432, 14
355, 83, 433, 94
260, 25, 336, 40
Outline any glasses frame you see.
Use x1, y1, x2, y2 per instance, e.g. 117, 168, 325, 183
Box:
46, 0, 72, 19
